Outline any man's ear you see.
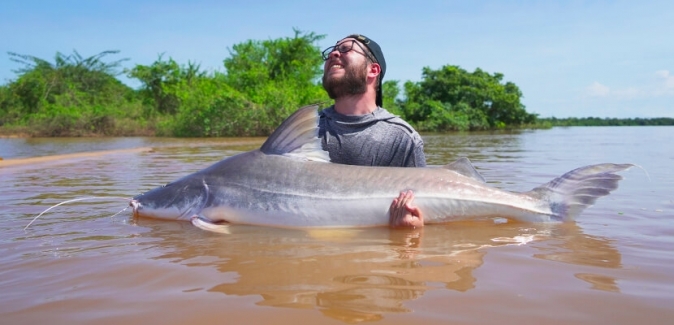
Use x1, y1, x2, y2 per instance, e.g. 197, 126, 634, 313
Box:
367, 63, 381, 79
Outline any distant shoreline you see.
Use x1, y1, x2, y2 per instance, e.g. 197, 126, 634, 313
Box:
2, 117, 673, 139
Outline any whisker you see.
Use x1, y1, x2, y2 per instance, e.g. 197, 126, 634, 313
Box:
109, 206, 129, 219
25, 196, 130, 230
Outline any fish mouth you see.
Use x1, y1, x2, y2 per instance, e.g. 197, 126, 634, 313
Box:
129, 199, 141, 218
128, 198, 199, 221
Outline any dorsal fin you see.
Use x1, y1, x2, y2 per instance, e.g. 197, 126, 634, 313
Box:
443, 157, 486, 183
260, 104, 330, 162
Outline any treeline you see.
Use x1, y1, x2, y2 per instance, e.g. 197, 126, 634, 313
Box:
0, 30, 329, 137
1, 29, 661, 138
539, 117, 674, 127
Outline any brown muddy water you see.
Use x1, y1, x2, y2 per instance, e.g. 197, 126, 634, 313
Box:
1, 127, 673, 324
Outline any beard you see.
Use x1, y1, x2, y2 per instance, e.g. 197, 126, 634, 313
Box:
322, 61, 368, 99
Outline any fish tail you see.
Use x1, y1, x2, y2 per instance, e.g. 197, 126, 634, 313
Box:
526, 163, 634, 221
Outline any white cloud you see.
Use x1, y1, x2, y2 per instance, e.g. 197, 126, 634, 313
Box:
612, 87, 645, 99
655, 70, 674, 94
584, 82, 610, 97
655, 70, 670, 78
584, 70, 674, 99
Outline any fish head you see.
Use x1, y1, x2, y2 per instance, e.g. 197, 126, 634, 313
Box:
130, 176, 210, 221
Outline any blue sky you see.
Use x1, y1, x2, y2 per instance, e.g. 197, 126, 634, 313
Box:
1, 0, 672, 118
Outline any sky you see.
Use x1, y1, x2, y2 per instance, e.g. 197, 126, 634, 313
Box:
1, 0, 672, 118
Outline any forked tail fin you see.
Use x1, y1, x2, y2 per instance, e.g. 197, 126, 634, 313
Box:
526, 163, 634, 221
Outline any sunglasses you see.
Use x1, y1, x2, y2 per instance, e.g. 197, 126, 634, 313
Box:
321, 40, 376, 62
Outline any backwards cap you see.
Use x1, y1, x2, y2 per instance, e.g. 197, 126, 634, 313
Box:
346, 34, 386, 107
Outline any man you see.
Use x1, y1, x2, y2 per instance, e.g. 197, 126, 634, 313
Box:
319, 34, 425, 228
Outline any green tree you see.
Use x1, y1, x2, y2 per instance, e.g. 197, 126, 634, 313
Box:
125, 29, 331, 137
382, 80, 402, 115
223, 28, 329, 125
126, 55, 190, 117
400, 65, 536, 131
8, 50, 129, 108
2, 50, 141, 135
0, 83, 18, 125
164, 72, 262, 137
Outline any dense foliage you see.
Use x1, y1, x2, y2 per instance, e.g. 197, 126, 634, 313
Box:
1, 29, 669, 137
398, 65, 537, 131
0, 50, 146, 136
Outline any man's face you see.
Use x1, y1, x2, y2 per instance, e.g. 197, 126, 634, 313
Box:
322, 38, 370, 99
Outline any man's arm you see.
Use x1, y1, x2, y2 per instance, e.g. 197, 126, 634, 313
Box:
391, 134, 426, 227
389, 190, 424, 228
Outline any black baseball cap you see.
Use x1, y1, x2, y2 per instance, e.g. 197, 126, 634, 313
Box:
345, 34, 386, 107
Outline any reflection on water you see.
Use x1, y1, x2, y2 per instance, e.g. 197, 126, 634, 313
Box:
530, 223, 623, 293
533, 225, 621, 269
575, 273, 620, 292
133, 218, 621, 322
1, 128, 673, 324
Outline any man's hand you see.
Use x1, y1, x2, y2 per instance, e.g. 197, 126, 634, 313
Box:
389, 190, 424, 228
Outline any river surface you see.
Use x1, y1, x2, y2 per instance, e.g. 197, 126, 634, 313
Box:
1, 127, 672, 324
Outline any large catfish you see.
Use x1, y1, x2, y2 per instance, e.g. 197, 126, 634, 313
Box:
130, 105, 633, 230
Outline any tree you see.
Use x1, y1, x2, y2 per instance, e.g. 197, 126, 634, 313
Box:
2, 50, 139, 135
223, 28, 329, 124
400, 65, 537, 131
8, 50, 129, 109
124, 29, 331, 137
127, 55, 192, 116
382, 80, 402, 115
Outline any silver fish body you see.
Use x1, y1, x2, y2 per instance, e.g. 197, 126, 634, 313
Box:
130, 105, 633, 229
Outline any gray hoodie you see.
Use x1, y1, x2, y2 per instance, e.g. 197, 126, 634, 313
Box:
318, 106, 426, 167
